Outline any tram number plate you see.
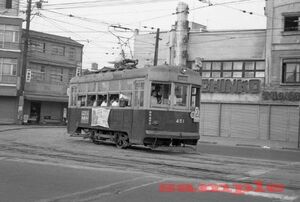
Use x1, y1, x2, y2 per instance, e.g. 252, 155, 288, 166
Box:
190, 107, 200, 122
176, 119, 185, 123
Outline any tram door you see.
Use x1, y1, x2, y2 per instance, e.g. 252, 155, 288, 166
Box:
131, 81, 145, 143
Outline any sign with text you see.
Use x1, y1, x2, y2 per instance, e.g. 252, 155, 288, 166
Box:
262, 91, 300, 102
80, 110, 89, 124
202, 78, 261, 94
91, 108, 111, 128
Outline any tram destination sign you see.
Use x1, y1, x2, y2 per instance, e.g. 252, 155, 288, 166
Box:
81, 110, 90, 124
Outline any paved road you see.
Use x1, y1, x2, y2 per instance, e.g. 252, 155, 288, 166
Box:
0, 128, 299, 201
0, 158, 289, 202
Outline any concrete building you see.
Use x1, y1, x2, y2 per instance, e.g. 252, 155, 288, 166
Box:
23, 30, 83, 124
134, 1, 300, 149
0, 0, 22, 124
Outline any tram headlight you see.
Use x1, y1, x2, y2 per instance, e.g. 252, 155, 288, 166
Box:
180, 67, 187, 74
152, 120, 159, 126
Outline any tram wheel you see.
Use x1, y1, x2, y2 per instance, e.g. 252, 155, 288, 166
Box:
115, 133, 129, 149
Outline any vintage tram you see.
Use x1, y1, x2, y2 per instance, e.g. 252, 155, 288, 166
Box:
67, 65, 201, 149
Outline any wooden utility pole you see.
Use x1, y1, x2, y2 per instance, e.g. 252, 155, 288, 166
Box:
17, 0, 32, 124
153, 28, 160, 66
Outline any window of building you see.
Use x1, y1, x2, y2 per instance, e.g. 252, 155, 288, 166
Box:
284, 15, 300, 32
0, 25, 20, 50
6, 0, 12, 9
68, 47, 76, 60
30, 40, 46, 53
0, 58, 17, 75
0, 58, 17, 84
31, 64, 46, 81
282, 59, 300, 84
51, 45, 65, 56
49, 66, 64, 83
201, 61, 265, 78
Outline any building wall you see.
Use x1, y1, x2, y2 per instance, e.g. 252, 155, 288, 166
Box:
0, 1, 22, 124
25, 31, 83, 97
0, 0, 19, 16
188, 30, 266, 61
134, 29, 266, 68
265, 0, 300, 88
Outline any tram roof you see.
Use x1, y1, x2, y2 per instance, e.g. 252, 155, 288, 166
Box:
71, 65, 201, 85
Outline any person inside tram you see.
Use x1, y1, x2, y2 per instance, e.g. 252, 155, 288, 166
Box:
151, 90, 158, 104
100, 100, 108, 107
109, 94, 119, 107
111, 98, 119, 107
98, 95, 108, 107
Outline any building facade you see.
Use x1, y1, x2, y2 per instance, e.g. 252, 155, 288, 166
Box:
23, 30, 83, 124
134, 1, 300, 149
0, 0, 22, 124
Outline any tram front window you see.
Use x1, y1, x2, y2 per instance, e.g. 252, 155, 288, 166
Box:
191, 86, 200, 108
174, 84, 188, 107
151, 83, 171, 106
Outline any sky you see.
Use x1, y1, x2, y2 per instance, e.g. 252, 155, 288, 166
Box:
19, 0, 266, 69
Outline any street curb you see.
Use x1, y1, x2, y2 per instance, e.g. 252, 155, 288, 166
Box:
0, 126, 66, 133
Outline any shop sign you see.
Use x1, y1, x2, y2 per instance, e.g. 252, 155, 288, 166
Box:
202, 79, 261, 94
262, 91, 300, 101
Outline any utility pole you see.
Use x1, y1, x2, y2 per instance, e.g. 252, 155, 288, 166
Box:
153, 28, 160, 66
17, 0, 32, 124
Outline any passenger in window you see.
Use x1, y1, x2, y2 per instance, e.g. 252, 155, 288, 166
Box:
111, 98, 119, 107
97, 95, 107, 106
151, 90, 158, 104
101, 100, 107, 107
119, 93, 130, 107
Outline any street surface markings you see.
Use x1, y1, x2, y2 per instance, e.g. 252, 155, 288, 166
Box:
243, 191, 299, 201
38, 176, 164, 202
3, 157, 149, 175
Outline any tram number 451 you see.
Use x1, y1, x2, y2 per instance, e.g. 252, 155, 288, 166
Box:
176, 119, 185, 123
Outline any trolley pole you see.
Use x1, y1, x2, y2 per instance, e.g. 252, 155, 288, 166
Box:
17, 0, 32, 124
153, 28, 160, 66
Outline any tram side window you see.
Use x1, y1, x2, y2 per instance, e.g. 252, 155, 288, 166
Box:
70, 86, 77, 106
77, 95, 87, 107
174, 84, 188, 107
97, 94, 108, 107
151, 83, 171, 105
109, 94, 119, 107
191, 86, 200, 108
134, 81, 144, 107
119, 92, 132, 107
87, 95, 96, 107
